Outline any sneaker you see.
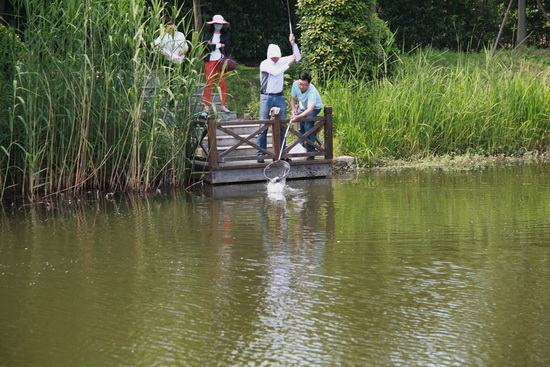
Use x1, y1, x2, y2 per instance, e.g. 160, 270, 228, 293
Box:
204, 105, 210, 113
284, 158, 292, 163
257, 157, 265, 163
307, 156, 315, 161
220, 105, 231, 113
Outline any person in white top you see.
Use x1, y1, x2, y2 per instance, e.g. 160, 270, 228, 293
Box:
256, 34, 301, 163
154, 17, 188, 63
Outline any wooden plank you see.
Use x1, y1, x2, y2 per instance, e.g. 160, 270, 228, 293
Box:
217, 125, 267, 159
324, 106, 333, 160
204, 177, 333, 199
207, 116, 218, 166
286, 163, 332, 179
209, 162, 332, 184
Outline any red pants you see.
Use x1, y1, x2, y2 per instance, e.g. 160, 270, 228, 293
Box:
203, 60, 227, 106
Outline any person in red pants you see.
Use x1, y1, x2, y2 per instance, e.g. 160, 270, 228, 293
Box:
203, 15, 231, 114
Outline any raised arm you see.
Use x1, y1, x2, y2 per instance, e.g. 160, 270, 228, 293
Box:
289, 34, 301, 63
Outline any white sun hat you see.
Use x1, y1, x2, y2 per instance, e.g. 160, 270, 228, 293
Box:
207, 15, 230, 26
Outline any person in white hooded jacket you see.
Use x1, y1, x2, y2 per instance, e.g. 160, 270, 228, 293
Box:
256, 34, 301, 163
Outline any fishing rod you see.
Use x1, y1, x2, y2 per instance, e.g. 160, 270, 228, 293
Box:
285, 0, 293, 34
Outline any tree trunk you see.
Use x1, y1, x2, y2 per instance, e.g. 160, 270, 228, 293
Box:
517, 0, 527, 52
193, 0, 202, 32
0, 0, 5, 24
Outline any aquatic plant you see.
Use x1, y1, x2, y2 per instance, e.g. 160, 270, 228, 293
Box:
0, 0, 206, 200
322, 48, 550, 164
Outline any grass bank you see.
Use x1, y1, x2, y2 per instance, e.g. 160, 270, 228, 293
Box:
322, 48, 550, 165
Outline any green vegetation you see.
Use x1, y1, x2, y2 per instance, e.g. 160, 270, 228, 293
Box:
322, 48, 550, 164
225, 64, 260, 118
1, 0, 548, 200
0, 0, 206, 200
0, 23, 23, 124
377, 0, 550, 51
297, 0, 395, 76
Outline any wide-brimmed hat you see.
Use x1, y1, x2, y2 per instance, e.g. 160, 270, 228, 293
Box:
207, 15, 230, 26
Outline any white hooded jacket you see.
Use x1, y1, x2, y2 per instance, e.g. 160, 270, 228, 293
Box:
259, 43, 301, 95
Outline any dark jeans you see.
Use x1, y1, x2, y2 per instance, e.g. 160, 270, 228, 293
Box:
298, 108, 321, 153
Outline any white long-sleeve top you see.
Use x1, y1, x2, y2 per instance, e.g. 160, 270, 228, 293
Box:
259, 43, 301, 95
154, 31, 188, 62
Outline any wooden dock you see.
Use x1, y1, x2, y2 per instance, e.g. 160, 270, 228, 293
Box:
193, 106, 333, 184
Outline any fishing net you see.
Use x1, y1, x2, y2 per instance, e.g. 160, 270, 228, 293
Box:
263, 117, 294, 183
263, 160, 291, 183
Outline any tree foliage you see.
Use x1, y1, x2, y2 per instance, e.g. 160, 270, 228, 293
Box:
165, 0, 300, 61
296, 0, 395, 76
377, 0, 550, 51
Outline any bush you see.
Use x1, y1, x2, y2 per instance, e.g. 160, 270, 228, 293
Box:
296, 0, 395, 77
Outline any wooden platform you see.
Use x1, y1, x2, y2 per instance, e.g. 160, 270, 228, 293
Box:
193, 107, 334, 184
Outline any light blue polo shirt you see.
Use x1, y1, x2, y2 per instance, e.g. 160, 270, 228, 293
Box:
291, 81, 323, 111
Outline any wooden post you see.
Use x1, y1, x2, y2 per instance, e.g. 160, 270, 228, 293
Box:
272, 113, 281, 161
324, 106, 333, 160
207, 115, 218, 167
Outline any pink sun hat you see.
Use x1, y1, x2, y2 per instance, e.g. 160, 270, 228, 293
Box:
207, 15, 230, 26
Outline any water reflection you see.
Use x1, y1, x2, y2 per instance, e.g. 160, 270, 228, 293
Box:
1, 164, 550, 366
202, 179, 337, 365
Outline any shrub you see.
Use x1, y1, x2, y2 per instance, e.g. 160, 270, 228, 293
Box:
296, 0, 395, 77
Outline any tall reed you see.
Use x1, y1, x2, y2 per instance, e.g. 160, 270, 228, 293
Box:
0, 0, 206, 200
322, 48, 550, 163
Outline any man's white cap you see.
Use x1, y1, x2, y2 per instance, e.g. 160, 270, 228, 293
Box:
267, 44, 281, 59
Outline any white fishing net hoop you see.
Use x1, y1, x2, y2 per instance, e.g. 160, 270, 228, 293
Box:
263, 160, 291, 181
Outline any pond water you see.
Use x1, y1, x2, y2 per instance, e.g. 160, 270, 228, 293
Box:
1, 163, 549, 366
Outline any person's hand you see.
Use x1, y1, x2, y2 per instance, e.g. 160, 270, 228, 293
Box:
289, 34, 295, 44
219, 43, 225, 48
288, 54, 296, 65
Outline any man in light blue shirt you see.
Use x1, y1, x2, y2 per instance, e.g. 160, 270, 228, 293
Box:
290, 72, 323, 158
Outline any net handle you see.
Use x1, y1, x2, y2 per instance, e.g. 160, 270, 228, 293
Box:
278, 118, 293, 161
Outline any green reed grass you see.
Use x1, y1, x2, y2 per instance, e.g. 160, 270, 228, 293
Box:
0, 0, 206, 200
322, 48, 550, 164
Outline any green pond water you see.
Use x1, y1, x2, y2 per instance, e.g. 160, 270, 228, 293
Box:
1, 163, 549, 366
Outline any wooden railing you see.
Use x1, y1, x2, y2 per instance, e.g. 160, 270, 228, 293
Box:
196, 106, 333, 168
